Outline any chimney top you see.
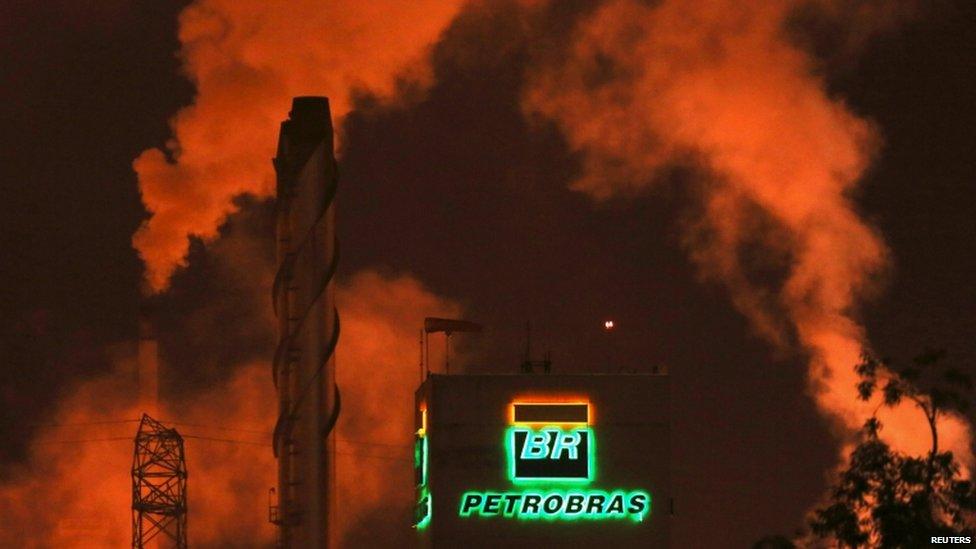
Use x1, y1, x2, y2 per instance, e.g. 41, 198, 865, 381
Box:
274, 95, 335, 181
289, 96, 331, 123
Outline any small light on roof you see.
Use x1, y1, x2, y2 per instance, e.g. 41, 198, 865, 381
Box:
604, 320, 614, 330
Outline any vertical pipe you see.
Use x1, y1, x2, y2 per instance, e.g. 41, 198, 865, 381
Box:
298, 189, 337, 548
273, 96, 338, 548
273, 167, 294, 548
137, 317, 159, 418
445, 334, 451, 375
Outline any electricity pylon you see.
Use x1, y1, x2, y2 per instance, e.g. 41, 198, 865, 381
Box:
132, 414, 187, 548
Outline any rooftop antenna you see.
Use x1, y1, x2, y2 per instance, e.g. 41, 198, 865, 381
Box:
520, 321, 551, 374
424, 318, 483, 375
419, 328, 425, 384
603, 319, 615, 372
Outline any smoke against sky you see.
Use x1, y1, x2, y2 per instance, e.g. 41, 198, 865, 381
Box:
0, 353, 276, 548
3, 0, 975, 546
522, 0, 971, 464
130, 0, 967, 465
132, 0, 467, 292
134, 0, 971, 540
0, 270, 460, 547
335, 271, 462, 547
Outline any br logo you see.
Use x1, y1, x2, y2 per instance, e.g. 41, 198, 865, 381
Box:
509, 402, 592, 481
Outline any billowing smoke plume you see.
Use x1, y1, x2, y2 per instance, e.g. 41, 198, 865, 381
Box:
335, 271, 461, 546
0, 271, 461, 547
0, 356, 275, 547
522, 0, 971, 462
133, 0, 467, 292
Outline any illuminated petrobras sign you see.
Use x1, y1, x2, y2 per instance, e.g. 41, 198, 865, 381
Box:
415, 407, 431, 529
460, 490, 649, 521
459, 402, 650, 522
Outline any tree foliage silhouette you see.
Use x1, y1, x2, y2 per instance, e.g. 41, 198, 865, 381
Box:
810, 349, 976, 546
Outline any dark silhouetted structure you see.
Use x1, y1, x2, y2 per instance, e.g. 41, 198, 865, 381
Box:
519, 321, 551, 374
271, 96, 340, 548
132, 414, 187, 548
415, 374, 671, 548
423, 317, 483, 375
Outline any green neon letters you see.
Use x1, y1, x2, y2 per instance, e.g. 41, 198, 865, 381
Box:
414, 412, 430, 530
507, 427, 594, 483
415, 488, 431, 530
459, 490, 651, 522
414, 434, 428, 486
453, 401, 654, 525
552, 430, 582, 459
521, 431, 552, 459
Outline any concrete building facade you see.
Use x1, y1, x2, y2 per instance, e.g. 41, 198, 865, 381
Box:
415, 374, 670, 548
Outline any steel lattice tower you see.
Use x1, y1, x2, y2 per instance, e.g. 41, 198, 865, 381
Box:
132, 414, 187, 548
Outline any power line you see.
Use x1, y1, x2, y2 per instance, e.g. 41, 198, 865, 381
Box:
32, 437, 132, 444
31, 417, 414, 444
159, 420, 271, 437
28, 419, 140, 428
34, 437, 413, 450
30, 417, 273, 437
30, 421, 414, 452
33, 434, 269, 447
335, 450, 410, 463
181, 434, 268, 446
336, 437, 411, 449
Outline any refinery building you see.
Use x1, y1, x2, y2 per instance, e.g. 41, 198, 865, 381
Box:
270, 96, 671, 548
414, 373, 670, 547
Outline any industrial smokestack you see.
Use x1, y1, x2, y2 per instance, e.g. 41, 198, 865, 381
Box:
272, 96, 340, 548
137, 313, 159, 418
